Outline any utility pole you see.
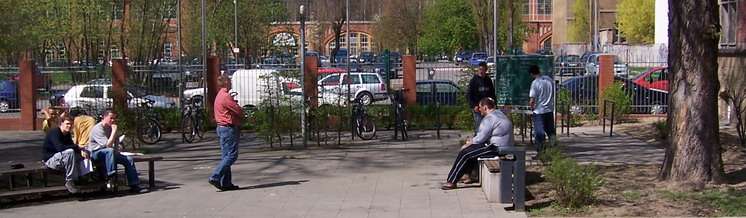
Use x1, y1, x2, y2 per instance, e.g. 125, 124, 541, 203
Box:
507, 0, 513, 53
493, 0, 499, 57
200, 0, 207, 112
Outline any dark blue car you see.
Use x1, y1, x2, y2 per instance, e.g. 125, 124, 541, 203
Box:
560, 75, 668, 114
0, 80, 19, 113
415, 80, 461, 105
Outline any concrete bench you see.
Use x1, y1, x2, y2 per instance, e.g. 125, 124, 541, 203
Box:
478, 147, 526, 211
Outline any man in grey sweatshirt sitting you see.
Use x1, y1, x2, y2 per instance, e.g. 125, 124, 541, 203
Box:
442, 97, 514, 190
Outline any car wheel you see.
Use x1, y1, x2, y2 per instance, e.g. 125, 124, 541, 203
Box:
0, 100, 9, 113
650, 103, 665, 115
357, 92, 373, 106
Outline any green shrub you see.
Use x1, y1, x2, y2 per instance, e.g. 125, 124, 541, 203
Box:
544, 150, 605, 209
556, 88, 572, 114
601, 82, 632, 120
653, 120, 668, 141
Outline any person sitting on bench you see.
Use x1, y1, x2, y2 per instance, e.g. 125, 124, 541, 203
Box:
43, 116, 83, 193
442, 97, 514, 190
87, 110, 147, 193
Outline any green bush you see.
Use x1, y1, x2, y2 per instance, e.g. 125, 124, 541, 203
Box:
601, 82, 632, 120
544, 147, 605, 209
557, 88, 572, 114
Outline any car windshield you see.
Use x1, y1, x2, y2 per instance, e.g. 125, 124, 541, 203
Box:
559, 56, 579, 62
473, 53, 488, 59
127, 86, 148, 97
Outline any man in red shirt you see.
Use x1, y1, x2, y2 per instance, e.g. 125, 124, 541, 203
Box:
208, 75, 243, 191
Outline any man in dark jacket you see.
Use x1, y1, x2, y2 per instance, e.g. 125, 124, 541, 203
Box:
43, 116, 82, 193
467, 62, 497, 134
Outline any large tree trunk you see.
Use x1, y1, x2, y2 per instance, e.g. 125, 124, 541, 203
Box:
330, 17, 345, 64
659, 0, 724, 188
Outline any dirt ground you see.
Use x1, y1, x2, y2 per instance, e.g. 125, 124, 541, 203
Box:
525, 119, 746, 217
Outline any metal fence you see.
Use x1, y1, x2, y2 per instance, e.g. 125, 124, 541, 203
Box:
553, 51, 668, 115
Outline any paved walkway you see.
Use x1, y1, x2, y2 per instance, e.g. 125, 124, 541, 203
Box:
0, 130, 526, 218
559, 124, 665, 165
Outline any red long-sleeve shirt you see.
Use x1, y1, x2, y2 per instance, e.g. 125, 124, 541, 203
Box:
214, 88, 243, 126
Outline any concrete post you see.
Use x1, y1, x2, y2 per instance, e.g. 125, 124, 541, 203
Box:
402, 55, 416, 107
206, 56, 220, 121
598, 54, 614, 119
304, 56, 319, 108
18, 56, 37, 130
111, 59, 128, 112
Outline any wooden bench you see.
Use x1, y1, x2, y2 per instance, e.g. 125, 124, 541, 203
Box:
0, 155, 163, 200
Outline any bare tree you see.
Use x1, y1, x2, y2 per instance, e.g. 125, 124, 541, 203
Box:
659, 0, 724, 188
315, 0, 346, 62
374, 0, 423, 53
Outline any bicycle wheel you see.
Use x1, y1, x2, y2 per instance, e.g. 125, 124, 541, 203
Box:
182, 115, 195, 143
355, 116, 376, 140
195, 112, 205, 139
138, 118, 162, 144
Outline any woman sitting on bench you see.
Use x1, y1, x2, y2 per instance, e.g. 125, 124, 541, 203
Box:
442, 97, 514, 190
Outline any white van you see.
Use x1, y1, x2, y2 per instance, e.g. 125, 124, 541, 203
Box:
182, 69, 293, 108
231, 69, 289, 108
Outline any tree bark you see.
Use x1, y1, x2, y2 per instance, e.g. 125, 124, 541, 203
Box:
659, 0, 724, 187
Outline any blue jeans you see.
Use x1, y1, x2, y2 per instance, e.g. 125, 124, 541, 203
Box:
473, 111, 483, 135
532, 112, 556, 155
210, 126, 239, 187
91, 148, 139, 187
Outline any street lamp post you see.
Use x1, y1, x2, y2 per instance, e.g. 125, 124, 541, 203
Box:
346, 0, 353, 140
233, 0, 238, 63
200, 0, 206, 114
299, 5, 307, 147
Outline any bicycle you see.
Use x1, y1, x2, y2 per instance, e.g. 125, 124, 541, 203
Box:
391, 90, 408, 141
181, 95, 205, 143
135, 98, 162, 145
352, 97, 376, 140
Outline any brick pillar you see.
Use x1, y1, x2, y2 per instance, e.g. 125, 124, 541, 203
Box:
206, 56, 221, 120
304, 56, 319, 108
111, 59, 128, 112
18, 56, 36, 130
598, 54, 615, 119
402, 55, 417, 107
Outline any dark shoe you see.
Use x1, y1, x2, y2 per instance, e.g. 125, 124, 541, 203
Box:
65, 181, 80, 194
129, 186, 149, 194
222, 185, 239, 191
440, 183, 457, 190
208, 179, 223, 190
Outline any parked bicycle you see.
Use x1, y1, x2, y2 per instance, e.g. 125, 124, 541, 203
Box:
135, 98, 162, 144
391, 89, 408, 141
352, 97, 376, 140
181, 95, 205, 143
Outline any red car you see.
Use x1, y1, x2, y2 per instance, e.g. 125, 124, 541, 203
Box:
633, 67, 669, 92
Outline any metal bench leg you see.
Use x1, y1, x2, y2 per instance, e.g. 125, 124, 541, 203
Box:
148, 160, 155, 189
9, 175, 14, 191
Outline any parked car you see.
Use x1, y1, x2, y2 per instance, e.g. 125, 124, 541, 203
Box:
48, 89, 67, 107
333, 48, 349, 63
560, 75, 668, 114
0, 80, 18, 113
358, 52, 376, 63
583, 53, 629, 76
632, 66, 669, 92
556, 55, 582, 76
454, 51, 472, 64
468, 52, 489, 66
415, 80, 461, 105
308, 72, 388, 105
64, 84, 177, 112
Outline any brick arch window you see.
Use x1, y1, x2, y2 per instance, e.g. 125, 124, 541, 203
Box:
326, 32, 374, 56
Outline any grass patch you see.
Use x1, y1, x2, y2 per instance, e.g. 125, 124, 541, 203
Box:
528, 202, 591, 216
660, 188, 746, 216
622, 190, 642, 202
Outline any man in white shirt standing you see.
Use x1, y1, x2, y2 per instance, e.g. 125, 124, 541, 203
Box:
528, 65, 556, 157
